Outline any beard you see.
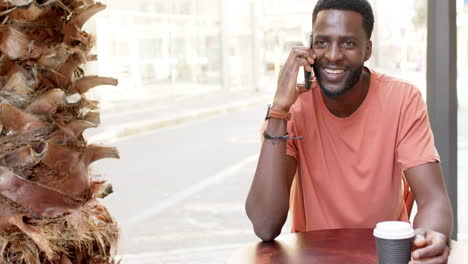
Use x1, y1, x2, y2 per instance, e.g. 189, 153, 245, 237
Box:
313, 60, 364, 98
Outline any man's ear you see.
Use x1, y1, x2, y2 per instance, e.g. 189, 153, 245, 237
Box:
364, 40, 372, 61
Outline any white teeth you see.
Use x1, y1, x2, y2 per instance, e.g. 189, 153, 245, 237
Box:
324, 68, 344, 74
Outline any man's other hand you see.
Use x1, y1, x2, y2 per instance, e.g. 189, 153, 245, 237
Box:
410, 228, 450, 264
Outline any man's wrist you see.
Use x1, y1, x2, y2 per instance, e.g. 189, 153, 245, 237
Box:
270, 103, 290, 113
266, 104, 291, 121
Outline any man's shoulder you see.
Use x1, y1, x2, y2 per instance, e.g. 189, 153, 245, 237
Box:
370, 69, 422, 98
371, 69, 417, 89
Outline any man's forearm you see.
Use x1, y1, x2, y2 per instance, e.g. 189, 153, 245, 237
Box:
405, 162, 454, 239
245, 119, 296, 241
413, 196, 453, 238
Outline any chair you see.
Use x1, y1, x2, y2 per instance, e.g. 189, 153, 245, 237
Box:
402, 176, 414, 217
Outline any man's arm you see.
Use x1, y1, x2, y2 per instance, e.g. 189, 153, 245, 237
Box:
405, 162, 453, 263
245, 118, 297, 241
245, 46, 315, 242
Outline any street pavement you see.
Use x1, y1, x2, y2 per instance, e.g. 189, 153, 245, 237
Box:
85, 90, 272, 144
91, 103, 293, 263
87, 89, 468, 263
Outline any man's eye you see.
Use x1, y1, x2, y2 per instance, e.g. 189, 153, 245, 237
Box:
344, 41, 355, 47
315, 40, 326, 46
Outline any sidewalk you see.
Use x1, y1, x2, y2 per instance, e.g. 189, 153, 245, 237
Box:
86, 90, 273, 144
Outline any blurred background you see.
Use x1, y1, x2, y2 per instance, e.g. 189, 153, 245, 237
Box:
79, 0, 468, 263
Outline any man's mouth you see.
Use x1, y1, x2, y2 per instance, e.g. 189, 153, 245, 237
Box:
324, 68, 344, 74
321, 67, 346, 81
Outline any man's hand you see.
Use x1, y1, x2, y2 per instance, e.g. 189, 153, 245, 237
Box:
410, 228, 450, 264
272, 47, 315, 112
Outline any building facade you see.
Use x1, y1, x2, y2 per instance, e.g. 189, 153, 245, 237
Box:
87, 0, 466, 104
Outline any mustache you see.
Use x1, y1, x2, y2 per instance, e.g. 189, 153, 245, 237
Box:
314, 59, 350, 71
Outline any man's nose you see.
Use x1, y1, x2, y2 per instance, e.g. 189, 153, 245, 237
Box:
324, 43, 344, 63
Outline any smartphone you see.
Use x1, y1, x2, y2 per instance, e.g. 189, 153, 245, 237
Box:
304, 32, 314, 89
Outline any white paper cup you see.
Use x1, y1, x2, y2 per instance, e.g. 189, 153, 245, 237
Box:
373, 221, 415, 264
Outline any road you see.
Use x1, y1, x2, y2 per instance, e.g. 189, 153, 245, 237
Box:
91, 104, 292, 263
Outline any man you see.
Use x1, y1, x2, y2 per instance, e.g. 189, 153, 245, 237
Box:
245, 0, 453, 263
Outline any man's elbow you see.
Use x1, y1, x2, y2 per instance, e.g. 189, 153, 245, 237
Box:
245, 201, 286, 241
246, 209, 282, 241
253, 224, 281, 242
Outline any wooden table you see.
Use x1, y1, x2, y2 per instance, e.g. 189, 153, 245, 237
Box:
227, 229, 466, 264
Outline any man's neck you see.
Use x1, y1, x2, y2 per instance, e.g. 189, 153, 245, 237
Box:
321, 70, 371, 118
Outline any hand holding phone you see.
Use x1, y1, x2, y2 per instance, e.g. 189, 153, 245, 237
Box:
272, 33, 315, 112
304, 32, 314, 89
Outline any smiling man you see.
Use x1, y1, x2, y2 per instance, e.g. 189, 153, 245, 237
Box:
245, 0, 453, 263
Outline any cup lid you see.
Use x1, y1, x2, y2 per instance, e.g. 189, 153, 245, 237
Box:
373, 221, 415, 239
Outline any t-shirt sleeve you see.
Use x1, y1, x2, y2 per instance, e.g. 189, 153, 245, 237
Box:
396, 88, 440, 171
286, 114, 299, 160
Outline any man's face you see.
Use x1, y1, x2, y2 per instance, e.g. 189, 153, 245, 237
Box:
312, 10, 372, 98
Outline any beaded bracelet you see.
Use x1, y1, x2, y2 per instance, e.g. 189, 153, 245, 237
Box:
263, 131, 303, 145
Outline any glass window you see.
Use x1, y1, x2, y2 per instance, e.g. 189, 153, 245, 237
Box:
196, 0, 219, 16
94, 0, 222, 98
368, 1, 427, 97
220, 0, 256, 91
263, 0, 315, 88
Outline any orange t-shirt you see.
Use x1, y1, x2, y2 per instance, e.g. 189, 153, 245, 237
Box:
285, 68, 439, 232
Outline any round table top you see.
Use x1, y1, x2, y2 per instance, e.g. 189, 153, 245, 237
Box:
228, 228, 466, 264
228, 228, 378, 264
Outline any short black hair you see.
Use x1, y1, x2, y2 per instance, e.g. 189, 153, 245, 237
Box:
312, 0, 375, 39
